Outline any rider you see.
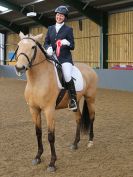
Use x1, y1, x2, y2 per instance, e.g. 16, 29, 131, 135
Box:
44, 5, 77, 111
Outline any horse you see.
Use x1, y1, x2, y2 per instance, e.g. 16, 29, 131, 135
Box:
15, 32, 98, 172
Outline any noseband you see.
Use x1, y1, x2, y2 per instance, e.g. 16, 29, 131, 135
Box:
11, 37, 47, 68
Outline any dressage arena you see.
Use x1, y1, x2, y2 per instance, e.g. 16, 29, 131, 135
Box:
0, 77, 132, 177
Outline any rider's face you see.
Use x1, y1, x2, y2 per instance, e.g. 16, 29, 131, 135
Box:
56, 13, 65, 24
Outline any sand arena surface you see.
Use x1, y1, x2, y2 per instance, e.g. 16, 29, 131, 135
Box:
0, 78, 133, 177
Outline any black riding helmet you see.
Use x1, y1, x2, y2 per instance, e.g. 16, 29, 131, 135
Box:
55, 6, 69, 17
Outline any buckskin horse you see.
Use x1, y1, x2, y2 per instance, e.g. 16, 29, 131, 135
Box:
15, 32, 98, 172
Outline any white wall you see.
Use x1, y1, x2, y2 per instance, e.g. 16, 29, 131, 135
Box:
95, 69, 133, 92
0, 33, 4, 65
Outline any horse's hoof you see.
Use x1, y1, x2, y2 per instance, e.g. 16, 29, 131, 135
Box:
70, 144, 78, 150
47, 166, 56, 172
87, 141, 93, 148
32, 158, 41, 165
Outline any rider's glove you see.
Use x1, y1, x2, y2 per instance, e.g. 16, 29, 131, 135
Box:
46, 46, 53, 56
61, 39, 70, 46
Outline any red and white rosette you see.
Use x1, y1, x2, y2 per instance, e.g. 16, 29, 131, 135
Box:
56, 40, 62, 57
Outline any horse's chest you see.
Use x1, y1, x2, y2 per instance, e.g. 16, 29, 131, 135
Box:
25, 87, 52, 108
25, 88, 42, 106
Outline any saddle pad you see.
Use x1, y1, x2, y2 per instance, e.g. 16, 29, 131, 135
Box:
54, 65, 84, 91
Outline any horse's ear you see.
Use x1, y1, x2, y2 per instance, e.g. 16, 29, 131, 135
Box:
29, 33, 33, 38
34, 33, 43, 42
19, 31, 25, 39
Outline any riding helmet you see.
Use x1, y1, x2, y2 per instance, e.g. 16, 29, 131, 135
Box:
55, 6, 69, 17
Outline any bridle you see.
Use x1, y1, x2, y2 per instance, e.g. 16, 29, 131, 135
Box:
11, 37, 47, 69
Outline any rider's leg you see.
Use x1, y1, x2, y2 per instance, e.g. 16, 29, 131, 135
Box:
62, 62, 77, 111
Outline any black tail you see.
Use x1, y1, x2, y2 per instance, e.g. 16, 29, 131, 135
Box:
80, 99, 90, 134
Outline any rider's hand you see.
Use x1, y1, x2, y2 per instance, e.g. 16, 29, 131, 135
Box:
46, 46, 53, 56
61, 39, 70, 46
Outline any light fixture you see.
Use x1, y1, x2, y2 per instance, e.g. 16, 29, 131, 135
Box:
27, 12, 37, 17
0, 5, 9, 12
26, 5, 37, 17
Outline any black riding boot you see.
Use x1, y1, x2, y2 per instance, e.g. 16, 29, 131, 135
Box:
66, 79, 77, 111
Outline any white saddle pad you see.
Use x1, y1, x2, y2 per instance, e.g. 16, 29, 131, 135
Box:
54, 65, 84, 91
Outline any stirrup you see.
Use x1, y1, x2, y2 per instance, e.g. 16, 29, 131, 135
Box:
68, 99, 77, 111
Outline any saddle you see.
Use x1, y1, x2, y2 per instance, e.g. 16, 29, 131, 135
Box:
48, 55, 67, 106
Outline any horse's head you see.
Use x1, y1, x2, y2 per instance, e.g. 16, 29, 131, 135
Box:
15, 32, 43, 76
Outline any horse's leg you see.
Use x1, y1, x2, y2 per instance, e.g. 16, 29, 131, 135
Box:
30, 107, 43, 165
86, 97, 95, 148
70, 109, 81, 150
44, 108, 57, 172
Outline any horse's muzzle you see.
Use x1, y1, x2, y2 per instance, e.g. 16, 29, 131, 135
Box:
15, 65, 26, 76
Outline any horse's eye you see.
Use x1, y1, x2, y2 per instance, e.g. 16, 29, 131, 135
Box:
32, 46, 36, 49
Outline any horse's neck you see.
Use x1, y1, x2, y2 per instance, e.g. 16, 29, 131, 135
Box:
26, 49, 55, 85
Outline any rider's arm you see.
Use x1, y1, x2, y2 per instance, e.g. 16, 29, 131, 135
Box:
66, 28, 75, 50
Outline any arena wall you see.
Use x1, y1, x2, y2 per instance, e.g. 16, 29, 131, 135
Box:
0, 65, 133, 92
108, 11, 133, 67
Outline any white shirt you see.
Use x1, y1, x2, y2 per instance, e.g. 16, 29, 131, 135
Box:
55, 22, 64, 33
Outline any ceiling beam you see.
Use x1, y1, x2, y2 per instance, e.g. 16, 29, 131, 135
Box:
0, 18, 28, 34
96, 0, 133, 8
0, 0, 54, 28
63, 0, 102, 25
10, 16, 28, 23
22, 0, 45, 7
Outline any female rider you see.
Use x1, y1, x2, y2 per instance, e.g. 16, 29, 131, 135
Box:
44, 6, 77, 111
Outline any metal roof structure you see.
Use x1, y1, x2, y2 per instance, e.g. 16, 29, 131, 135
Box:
0, 0, 133, 34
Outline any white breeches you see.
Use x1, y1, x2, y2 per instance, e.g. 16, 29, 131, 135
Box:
62, 62, 73, 82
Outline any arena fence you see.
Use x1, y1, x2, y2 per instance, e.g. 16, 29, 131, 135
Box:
0, 65, 133, 92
